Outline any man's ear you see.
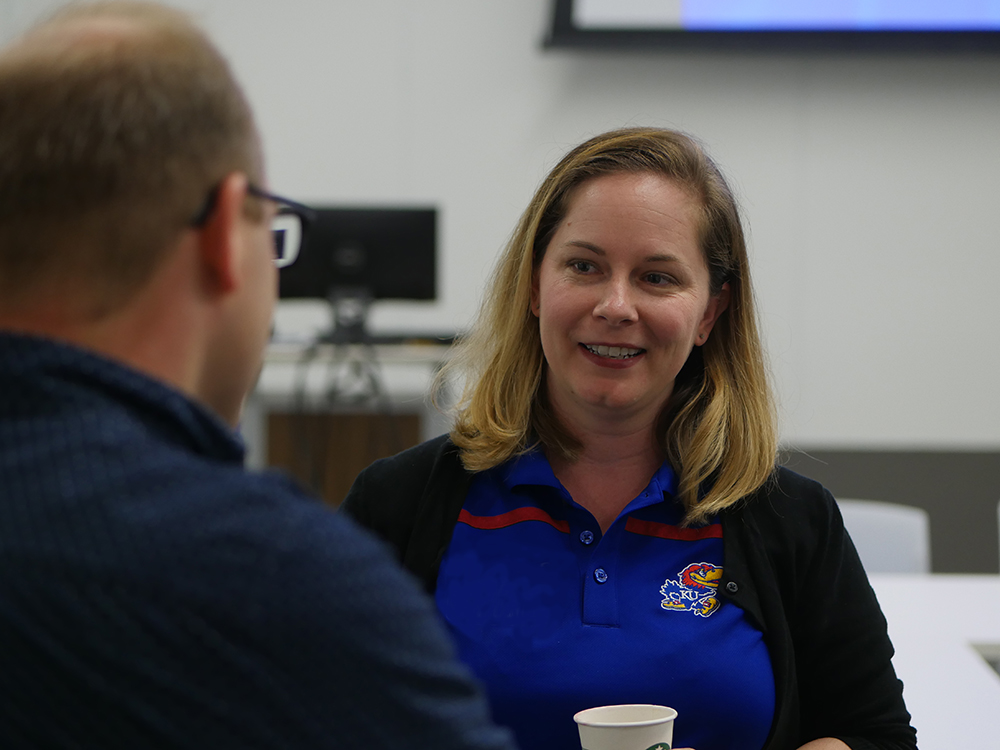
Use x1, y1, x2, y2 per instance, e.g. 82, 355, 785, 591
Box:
196, 172, 249, 296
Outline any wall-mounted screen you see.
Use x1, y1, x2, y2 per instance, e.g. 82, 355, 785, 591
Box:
547, 0, 1000, 51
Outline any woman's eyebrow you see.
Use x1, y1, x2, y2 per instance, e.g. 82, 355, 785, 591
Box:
564, 240, 605, 255
563, 240, 685, 266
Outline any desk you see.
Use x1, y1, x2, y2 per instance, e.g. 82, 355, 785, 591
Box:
870, 575, 1000, 749
242, 341, 454, 501
256, 341, 453, 411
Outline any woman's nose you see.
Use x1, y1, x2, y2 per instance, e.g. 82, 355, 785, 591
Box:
593, 278, 638, 324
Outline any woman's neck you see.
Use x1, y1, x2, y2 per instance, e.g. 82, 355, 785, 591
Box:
547, 420, 665, 535
551, 392, 664, 471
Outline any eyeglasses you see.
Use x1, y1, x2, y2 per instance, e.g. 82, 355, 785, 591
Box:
190, 182, 316, 269
247, 184, 316, 269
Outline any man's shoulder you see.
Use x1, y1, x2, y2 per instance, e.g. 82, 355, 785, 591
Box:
3, 413, 376, 591
138, 460, 365, 560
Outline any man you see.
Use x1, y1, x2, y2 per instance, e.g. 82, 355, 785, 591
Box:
0, 4, 515, 748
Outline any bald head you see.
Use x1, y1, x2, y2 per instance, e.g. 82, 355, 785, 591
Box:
0, 1, 262, 316
20, 2, 194, 46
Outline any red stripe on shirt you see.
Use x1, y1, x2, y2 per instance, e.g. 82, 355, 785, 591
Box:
625, 517, 723, 541
457, 507, 570, 533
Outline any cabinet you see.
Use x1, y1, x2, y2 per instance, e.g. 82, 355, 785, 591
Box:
266, 411, 420, 507
242, 341, 453, 507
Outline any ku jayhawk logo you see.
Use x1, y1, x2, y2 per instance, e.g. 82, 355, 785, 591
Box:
659, 562, 722, 617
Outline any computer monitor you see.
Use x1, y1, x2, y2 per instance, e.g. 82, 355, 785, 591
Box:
279, 206, 436, 342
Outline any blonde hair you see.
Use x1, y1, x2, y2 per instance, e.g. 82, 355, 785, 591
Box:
438, 127, 777, 525
0, 1, 260, 314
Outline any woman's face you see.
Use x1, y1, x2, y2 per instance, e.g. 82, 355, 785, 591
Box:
531, 171, 729, 430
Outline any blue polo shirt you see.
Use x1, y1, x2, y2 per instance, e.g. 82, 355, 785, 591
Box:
435, 449, 775, 750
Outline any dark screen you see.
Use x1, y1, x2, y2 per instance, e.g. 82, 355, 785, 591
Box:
279, 207, 436, 301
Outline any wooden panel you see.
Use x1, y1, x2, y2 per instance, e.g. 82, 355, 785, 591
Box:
267, 412, 420, 508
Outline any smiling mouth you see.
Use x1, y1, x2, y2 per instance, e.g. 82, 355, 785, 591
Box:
582, 344, 644, 360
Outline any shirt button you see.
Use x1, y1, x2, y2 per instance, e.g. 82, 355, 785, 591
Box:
726, 581, 739, 594
579, 530, 594, 545
594, 568, 608, 584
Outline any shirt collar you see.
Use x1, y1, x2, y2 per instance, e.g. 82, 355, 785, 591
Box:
0, 331, 245, 464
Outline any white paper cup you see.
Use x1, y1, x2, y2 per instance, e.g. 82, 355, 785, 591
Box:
573, 704, 677, 750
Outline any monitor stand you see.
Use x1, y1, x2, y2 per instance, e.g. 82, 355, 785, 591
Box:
323, 286, 373, 345
293, 286, 385, 408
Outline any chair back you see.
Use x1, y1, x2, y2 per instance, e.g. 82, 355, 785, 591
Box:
838, 499, 931, 574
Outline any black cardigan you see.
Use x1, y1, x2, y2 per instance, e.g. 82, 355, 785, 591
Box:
342, 435, 917, 750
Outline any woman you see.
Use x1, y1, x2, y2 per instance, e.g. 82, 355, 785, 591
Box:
342, 128, 916, 750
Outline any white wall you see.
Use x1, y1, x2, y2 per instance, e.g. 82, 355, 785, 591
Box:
4, 0, 999, 449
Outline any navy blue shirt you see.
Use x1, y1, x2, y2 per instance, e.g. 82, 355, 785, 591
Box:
436, 449, 774, 750
0, 332, 516, 750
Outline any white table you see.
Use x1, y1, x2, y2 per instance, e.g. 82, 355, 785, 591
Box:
869, 574, 1000, 749
242, 341, 454, 469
